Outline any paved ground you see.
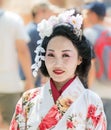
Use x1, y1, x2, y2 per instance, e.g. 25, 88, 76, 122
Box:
91, 80, 111, 130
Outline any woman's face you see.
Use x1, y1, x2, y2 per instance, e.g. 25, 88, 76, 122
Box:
45, 36, 82, 83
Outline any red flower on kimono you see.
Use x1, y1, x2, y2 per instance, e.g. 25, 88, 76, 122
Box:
29, 89, 40, 101
16, 103, 22, 115
10, 119, 19, 130
39, 105, 62, 130
67, 120, 74, 129
92, 113, 102, 127
87, 104, 97, 119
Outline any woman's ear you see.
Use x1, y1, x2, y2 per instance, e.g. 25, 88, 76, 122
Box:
78, 56, 82, 65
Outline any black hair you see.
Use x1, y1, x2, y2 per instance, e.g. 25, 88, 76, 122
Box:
40, 24, 91, 88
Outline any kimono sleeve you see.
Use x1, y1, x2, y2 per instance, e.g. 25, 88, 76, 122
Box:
9, 88, 40, 130
86, 91, 107, 130
9, 97, 25, 130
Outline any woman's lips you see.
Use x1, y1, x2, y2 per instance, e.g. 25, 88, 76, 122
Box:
53, 69, 64, 75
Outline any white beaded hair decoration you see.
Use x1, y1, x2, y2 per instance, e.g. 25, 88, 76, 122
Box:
31, 9, 83, 77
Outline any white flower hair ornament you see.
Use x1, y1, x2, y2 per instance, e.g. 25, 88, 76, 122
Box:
31, 9, 83, 77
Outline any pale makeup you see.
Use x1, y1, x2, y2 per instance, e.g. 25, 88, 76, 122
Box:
45, 36, 82, 90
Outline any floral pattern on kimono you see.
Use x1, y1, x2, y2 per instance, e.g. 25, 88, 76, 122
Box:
9, 77, 107, 130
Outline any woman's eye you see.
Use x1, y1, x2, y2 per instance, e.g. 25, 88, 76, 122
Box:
63, 54, 70, 57
47, 53, 54, 57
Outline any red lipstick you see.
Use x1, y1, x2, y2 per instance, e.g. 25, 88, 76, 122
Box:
53, 69, 64, 75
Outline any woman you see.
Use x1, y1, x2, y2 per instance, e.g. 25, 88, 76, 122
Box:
10, 9, 107, 130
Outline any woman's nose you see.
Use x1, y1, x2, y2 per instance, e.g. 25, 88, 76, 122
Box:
54, 57, 63, 67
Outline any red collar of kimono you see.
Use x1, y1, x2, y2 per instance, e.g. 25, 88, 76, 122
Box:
50, 76, 76, 103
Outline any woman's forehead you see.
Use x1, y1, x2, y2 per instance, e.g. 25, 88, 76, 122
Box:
46, 36, 78, 54
47, 36, 75, 48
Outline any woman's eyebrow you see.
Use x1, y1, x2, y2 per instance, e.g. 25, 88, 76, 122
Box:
47, 49, 73, 52
47, 49, 54, 52
62, 50, 73, 52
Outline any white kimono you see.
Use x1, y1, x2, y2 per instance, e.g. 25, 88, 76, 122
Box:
10, 77, 107, 130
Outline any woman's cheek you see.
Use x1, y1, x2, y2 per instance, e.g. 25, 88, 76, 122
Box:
45, 58, 53, 67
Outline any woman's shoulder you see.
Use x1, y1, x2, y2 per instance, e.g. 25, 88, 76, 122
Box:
22, 87, 42, 102
84, 89, 103, 106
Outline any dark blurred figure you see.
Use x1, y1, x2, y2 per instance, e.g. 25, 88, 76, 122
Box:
19, 2, 58, 87
83, 1, 107, 45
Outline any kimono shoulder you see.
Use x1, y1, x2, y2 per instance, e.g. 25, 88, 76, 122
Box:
9, 87, 44, 130
84, 89, 104, 107
22, 87, 42, 105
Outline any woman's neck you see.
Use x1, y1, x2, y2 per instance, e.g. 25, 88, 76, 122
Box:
52, 76, 76, 90
53, 81, 66, 90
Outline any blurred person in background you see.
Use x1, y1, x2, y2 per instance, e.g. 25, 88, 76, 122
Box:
82, 2, 111, 130
82, 1, 111, 92
83, 1, 107, 46
0, 0, 34, 129
104, 7, 111, 27
82, 6, 96, 89
19, 2, 60, 87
